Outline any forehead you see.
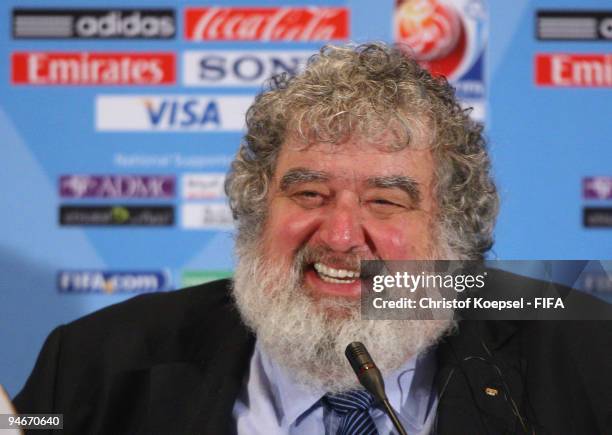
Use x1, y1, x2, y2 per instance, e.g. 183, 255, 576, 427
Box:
273, 137, 435, 184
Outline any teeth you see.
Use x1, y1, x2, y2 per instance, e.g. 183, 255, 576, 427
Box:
314, 262, 360, 283
319, 275, 356, 284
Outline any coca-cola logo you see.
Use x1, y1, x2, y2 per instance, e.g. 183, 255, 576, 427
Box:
395, 0, 466, 78
184, 7, 349, 41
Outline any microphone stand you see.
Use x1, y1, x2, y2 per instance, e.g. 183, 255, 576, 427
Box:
380, 399, 407, 435
345, 342, 408, 435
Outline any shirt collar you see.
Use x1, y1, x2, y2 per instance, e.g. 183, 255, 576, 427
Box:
256, 342, 437, 429
256, 343, 323, 428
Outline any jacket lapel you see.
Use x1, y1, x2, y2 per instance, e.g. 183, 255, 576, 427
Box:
434, 320, 529, 434
191, 318, 255, 435
107, 287, 256, 435
143, 322, 255, 434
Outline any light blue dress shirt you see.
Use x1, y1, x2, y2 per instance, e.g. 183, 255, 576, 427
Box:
233, 342, 438, 434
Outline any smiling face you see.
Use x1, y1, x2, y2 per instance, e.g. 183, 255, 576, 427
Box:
228, 43, 494, 392
231, 133, 454, 393
260, 135, 442, 303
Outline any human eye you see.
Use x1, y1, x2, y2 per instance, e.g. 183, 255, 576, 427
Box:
369, 198, 404, 210
372, 198, 399, 206
365, 192, 413, 216
291, 189, 326, 208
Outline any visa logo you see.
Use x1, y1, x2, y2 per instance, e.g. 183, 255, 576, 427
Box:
96, 95, 251, 132
145, 98, 220, 127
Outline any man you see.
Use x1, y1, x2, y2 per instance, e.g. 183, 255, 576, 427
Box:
15, 43, 611, 434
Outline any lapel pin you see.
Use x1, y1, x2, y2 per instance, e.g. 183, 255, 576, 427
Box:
484, 387, 499, 397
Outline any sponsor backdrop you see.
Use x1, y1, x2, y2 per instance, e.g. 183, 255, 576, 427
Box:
0, 0, 610, 396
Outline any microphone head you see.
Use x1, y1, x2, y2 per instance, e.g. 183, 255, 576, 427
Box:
345, 342, 373, 373
345, 342, 387, 401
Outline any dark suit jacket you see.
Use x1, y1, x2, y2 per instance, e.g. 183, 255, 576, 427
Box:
14, 278, 612, 434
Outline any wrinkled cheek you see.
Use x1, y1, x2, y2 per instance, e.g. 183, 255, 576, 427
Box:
388, 231, 406, 252
261, 211, 320, 265
285, 216, 319, 243
370, 220, 433, 259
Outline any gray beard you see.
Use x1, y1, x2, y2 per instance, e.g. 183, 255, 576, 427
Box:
231, 242, 454, 394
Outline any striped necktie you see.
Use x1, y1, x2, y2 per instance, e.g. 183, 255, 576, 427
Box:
324, 390, 379, 435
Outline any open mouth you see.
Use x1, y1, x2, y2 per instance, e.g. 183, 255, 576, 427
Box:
313, 262, 360, 284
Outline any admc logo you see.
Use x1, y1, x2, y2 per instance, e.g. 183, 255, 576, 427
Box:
583, 177, 612, 200
60, 175, 175, 198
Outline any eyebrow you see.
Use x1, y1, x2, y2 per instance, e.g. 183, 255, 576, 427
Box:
279, 169, 421, 204
366, 175, 421, 204
279, 168, 329, 191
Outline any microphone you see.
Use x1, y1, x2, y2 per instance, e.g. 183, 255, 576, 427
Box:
345, 342, 408, 435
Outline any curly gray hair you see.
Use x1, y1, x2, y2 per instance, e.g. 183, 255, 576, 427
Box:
225, 42, 498, 260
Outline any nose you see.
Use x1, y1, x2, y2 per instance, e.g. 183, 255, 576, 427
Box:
316, 194, 367, 253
